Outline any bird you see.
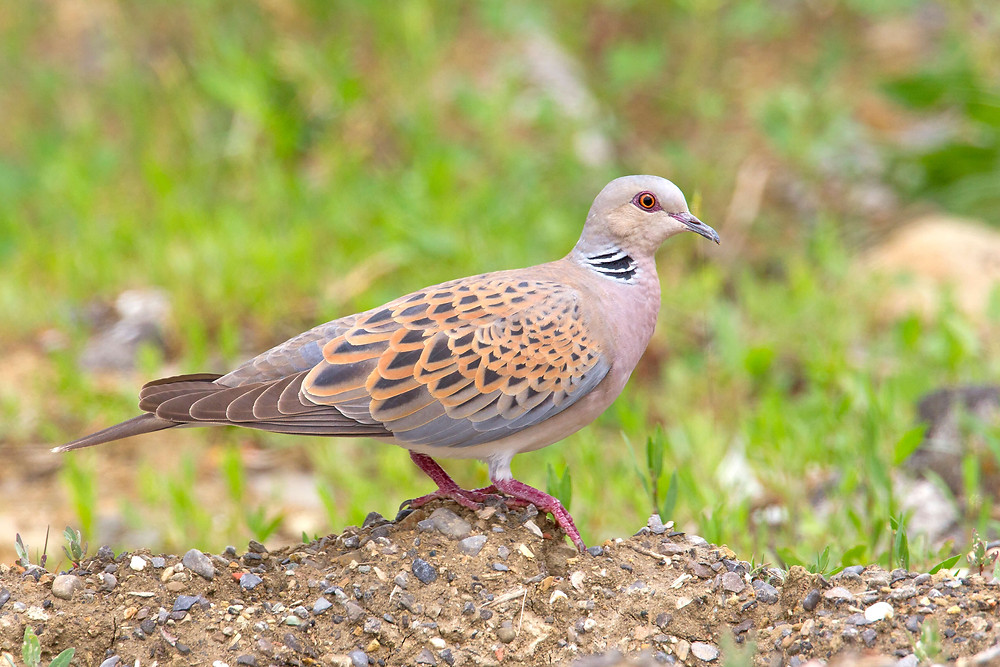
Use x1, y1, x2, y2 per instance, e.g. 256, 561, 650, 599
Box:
54, 175, 719, 550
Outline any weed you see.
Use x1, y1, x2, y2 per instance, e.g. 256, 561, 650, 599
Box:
966, 529, 997, 576
61, 527, 87, 568
0, 626, 74, 667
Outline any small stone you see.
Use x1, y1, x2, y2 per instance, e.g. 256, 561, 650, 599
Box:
345, 601, 365, 624
823, 586, 854, 601
394, 572, 409, 588
412, 558, 438, 584
802, 589, 821, 611
720, 572, 745, 593
150, 557, 166, 568
691, 642, 720, 661
457, 535, 487, 557
248, 540, 268, 553
496, 621, 517, 643
415, 648, 437, 665
913, 573, 931, 585
843, 565, 865, 576
0, 589, 9, 609
492, 562, 509, 572
523, 520, 544, 538
51, 574, 83, 600
140, 619, 156, 635
314, 597, 333, 615
130, 555, 146, 571
497, 545, 511, 560
890, 585, 918, 600
890, 568, 909, 583
429, 637, 446, 649
586, 546, 604, 557
846, 613, 872, 626
440, 648, 455, 666
462, 601, 475, 615
239, 573, 263, 590
363, 616, 382, 634
896, 655, 919, 667
905, 615, 923, 633
866, 570, 891, 588
423, 507, 472, 539
347, 650, 368, 667
99, 658, 122, 667
752, 579, 779, 604
865, 601, 894, 622
182, 549, 215, 580
173, 595, 202, 612
236, 656, 257, 667
861, 628, 877, 648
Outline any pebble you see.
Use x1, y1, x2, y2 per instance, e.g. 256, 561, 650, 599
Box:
866, 570, 891, 588
905, 615, 923, 633
99, 658, 121, 667
913, 573, 931, 585
347, 650, 368, 667
345, 601, 365, 624
0, 588, 9, 609
861, 628, 877, 648
586, 546, 604, 557
235, 656, 256, 667
182, 549, 215, 580
691, 642, 720, 661
130, 555, 146, 571
415, 648, 437, 664
497, 545, 510, 559
313, 597, 333, 615
248, 540, 268, 554
890, 568, 909, 583
173, 595, 202, 612
896, 655, 919, 667
720, 572, 745, 593
497, 621, 517, 643
864, 601, 894, 621
457, 535, 487, 557
411, 558, 438, 584
394, 572, 409, 588
240, 573, 263, 590
419, 508, 472, 539
647, 514, 669, 535
823, 586, 853, 601
150, 557, 166, 568
492, 562, 509, 572
51, 574, 82, 600
802, 589, 821, 611
363, 617, 381, 634
523, 520, 544, 538
752, 580, 779, 604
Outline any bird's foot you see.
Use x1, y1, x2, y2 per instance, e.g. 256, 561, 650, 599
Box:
403, 486, 504, 511
491, 477, 585, 551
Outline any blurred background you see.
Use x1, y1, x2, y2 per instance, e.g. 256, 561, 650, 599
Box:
1, 1, 999, 572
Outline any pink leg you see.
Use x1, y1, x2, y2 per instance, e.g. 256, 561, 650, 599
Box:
405, 452, 506, 510
491, 477, 585, 551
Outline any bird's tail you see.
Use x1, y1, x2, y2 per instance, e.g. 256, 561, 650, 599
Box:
52, 413, 178, 453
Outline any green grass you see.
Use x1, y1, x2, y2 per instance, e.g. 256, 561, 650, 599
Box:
2, 2, 1000, 569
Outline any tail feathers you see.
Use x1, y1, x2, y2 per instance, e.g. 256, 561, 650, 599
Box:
52, 413, 177, 452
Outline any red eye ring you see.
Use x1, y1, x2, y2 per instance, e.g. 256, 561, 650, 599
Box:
635, 192, 657, 210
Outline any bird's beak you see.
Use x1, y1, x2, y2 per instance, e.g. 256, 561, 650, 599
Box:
671, 212, 720, 244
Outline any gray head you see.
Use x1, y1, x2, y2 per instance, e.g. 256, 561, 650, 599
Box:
575, 175, 719, 256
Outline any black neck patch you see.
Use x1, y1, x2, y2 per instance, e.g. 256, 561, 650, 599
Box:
583, 249, 637, 282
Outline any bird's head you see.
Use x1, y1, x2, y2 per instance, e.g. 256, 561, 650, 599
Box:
577, 175, 719, 256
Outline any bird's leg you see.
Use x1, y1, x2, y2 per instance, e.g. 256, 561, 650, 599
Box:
491, 477, 585, 551
404, 452, 506, 510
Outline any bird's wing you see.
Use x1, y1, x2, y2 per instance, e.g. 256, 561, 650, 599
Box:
300, 272, 611, 448
131, 272, 610, 448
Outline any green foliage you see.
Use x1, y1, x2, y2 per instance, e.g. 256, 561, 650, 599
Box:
913, 618, 943, 664
61, 526, 87, 567
889, 513, 910, 572
0, 627, 75, 667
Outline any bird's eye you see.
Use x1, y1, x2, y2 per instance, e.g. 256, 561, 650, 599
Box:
635, 192, 657, 210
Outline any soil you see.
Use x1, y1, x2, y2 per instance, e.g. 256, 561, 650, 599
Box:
1, 502, 998, 667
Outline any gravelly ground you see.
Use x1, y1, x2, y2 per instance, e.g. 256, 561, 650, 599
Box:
1, 501, 998, 667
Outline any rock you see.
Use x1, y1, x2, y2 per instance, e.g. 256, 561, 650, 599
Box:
967, 643, 1000, 665
752, 580, 779, 604
235, 656, 257, 667
823, 586, 853, 601
496, 621, 517, 643
411, 558, 438, 584
347, 650, 368, 667
896, 655, 918, 667
99, 658, 121, 667
802, 589, 821, 611
173, 595, 202, 612
457, 535, 487, 556
51, 574, 82, 600
239, 573, 263, 590
914, 573, 931, 585
150, 557, 166, 568
314, 597, 333, 615
865, 601, 894, 622
691, 642, 720, 661
363, 511, 387, 529
890, 585, 918, 600
129, 555, 146, 571
415, 648, 437, 665
419, 508, 471, 539
586, 546, 604, 557
497, 545, 511, 560
248, 540, 268, 553
861, 628, 877, 648
720, 571, 745, 593
905, 615, 923, 633
182, 549, 215, 580
0, 588, 9, 609
492, 562, 509, 572
866, 570, 891, 588
344, 601, 365, 624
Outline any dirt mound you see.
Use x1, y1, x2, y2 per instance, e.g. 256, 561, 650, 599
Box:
1, 502, 998, 666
